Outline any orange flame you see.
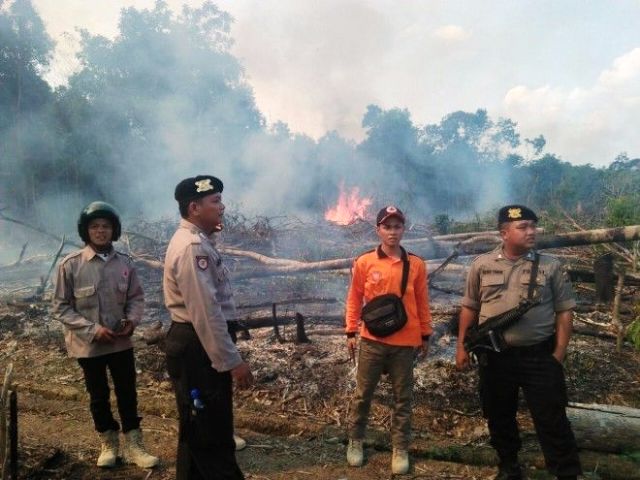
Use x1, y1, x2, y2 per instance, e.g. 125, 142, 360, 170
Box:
325, 184, 372, 225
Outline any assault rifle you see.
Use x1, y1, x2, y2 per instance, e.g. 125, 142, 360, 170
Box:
463, 296, 540, 354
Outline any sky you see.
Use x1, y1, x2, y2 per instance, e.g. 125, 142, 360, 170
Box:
32, 0, 640, 167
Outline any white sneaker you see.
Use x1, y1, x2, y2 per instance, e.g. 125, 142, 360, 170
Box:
234, 434, 247, 451
346, 439, 364, 467
392, 448, 409, 474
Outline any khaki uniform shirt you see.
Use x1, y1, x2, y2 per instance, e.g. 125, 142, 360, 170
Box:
53, 246, 144, 358
461, 246, 576, 346
163, 219, 242, 372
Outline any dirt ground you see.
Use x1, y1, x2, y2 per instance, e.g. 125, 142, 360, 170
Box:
2, 296, 639, 480
1, 224, 639, 479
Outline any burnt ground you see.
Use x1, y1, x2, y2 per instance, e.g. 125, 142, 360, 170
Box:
1, 223, 640, 480
2, 293, 640, 480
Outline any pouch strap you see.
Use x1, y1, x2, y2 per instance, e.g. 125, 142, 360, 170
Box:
400, 247, 410, 298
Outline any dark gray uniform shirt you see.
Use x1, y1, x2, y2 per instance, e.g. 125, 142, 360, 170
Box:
461, 246, 576, 346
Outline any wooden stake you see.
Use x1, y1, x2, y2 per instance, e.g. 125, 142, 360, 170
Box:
612, 269, 626, 352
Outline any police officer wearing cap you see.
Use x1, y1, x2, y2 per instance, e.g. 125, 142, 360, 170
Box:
53, 202, 159, 469
163, 175, 253, 480
456, 205, 581, 480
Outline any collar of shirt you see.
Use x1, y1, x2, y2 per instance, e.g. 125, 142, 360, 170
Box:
179, 218, 217, 243
81, 245, 114, 262
376, 245, 407, 263
496, 244, 536, 264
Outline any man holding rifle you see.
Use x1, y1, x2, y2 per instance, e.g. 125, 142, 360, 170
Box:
456, 205, 582, 480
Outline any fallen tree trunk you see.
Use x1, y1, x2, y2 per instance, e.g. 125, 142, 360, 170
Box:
130, 225, 640, 279
458, 225, 640, 255
567, 402, 640, 453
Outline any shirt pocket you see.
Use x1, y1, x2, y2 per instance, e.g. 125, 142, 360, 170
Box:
520, 271, 548, 300
74, 285, 97, 310
480, 272, 505, 302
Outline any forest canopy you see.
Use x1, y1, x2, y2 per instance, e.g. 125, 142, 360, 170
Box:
1, 0, 639, 231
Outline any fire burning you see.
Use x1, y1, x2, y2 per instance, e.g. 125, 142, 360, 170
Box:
324, 185, 372, 225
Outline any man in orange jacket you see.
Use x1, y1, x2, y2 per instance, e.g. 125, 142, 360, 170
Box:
345, 206, 432, 475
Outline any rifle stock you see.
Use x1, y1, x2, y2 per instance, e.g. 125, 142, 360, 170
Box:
463, 297, 540, 353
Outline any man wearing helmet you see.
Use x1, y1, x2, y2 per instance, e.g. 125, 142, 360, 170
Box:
52, 202, 159, 469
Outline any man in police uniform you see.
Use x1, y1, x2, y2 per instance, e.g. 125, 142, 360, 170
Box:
163, 175, 253, 480
456, 205, 582, 480
53, 202, 159, 469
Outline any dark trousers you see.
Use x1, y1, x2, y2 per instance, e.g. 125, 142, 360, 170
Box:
77, 348, 141, 433
479, 341, 582, 477
165, 322, 244, 480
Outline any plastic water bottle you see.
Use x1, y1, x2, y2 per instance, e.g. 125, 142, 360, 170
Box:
190, 388, 205, 415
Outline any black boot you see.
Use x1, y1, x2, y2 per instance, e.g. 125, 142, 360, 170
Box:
557, 476, 578, 480
494, 462, 523, 480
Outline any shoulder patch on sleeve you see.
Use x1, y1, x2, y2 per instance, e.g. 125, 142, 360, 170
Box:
196, 256, 209, 271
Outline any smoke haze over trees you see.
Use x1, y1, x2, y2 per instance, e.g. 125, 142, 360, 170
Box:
1, 0, 640, 235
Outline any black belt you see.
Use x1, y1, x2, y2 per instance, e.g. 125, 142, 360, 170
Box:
505, 336, 555, 355
171, 321, 194, 329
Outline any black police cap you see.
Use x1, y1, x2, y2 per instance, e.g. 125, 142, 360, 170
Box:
376, 205, 405, 225
498, 205, 538, 225
174, 175, 223, 203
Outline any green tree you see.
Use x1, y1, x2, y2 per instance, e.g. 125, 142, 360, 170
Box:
0, 0, 55, 212
64, 0, 264, 212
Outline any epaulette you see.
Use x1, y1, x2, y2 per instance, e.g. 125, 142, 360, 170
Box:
474, 249, 498, 261
59, 250, 83, 266
114, 250, 134, 262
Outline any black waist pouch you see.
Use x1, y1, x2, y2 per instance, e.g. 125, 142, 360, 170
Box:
361, 293, 407, 337
358, 247, 411, 337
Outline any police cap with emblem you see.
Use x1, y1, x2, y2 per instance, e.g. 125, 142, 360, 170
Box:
174, 175, 224, 203
376, 205, 406, 225
498, 204, 538, 227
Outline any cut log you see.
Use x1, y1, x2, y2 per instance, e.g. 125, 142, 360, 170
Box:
567, 402, 640, 453
457, 225, 640, 255
130, 225, 640, 280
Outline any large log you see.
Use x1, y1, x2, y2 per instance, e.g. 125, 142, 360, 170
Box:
129, 225, 640, 279
567, 402, 640, 453
457, 225, 640, 255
